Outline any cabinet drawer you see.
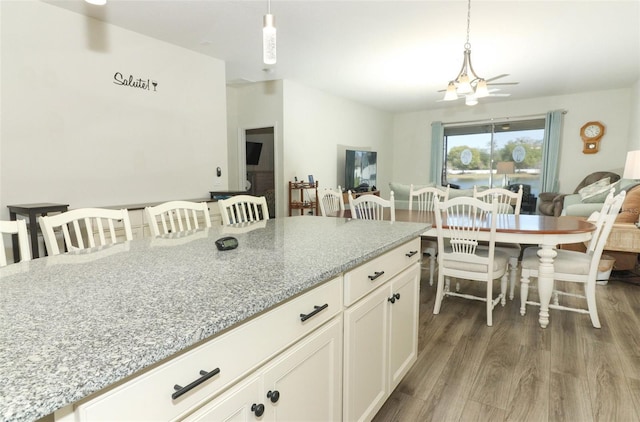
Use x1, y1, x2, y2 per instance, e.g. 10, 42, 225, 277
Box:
76, 277, 343, 421
344, 238, 420, 306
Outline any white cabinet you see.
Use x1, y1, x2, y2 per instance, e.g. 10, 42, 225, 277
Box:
71, 277, 342, 422
185, 317, 342, 422
343, 239, 421, 422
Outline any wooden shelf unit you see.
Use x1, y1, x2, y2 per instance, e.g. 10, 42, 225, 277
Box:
289, 181, 319, 216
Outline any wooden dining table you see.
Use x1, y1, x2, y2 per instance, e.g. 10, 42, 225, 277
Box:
332, 209, 596, 328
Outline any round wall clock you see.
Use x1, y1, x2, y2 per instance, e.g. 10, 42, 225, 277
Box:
580, 121, 605, 154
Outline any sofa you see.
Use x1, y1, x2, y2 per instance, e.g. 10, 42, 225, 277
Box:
538, 171, 620, 217
562, 179, 640, 220
390, 182, 492, 210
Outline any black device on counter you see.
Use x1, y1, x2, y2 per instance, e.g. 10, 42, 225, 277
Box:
215, 236, 238, 251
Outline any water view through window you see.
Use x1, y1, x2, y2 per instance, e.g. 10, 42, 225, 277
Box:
443, 120, 544, 195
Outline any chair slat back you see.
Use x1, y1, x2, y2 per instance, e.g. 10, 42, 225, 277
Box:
0, 220, 31, 266
145, 201, 211, 237
435, 197, 498, 267
587, 190, 625, 263
318, 186, 345, 216
409, 185, 450, 211
348, 191, 395, 222
218, 195, 270, 225
473, 185, 522, 215
39, 208, 133, 255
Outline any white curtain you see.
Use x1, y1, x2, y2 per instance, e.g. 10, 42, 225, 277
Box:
430, 122, 444, 185
540, 110, 564, 192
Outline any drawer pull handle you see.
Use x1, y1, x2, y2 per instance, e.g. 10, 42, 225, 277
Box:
172, 368, 220, 400
300, 304, 328, 322
267, 390, 280, 403
368, 271, 385, 281
406, 250, 418, 257
388, 293, 401, 304
252, 403, 265, 417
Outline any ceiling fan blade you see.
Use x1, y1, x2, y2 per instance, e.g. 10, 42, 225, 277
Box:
485, 73, 510, 83
487, 81, 520, 86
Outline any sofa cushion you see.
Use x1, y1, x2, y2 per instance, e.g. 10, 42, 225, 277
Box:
578, 177, 610, 201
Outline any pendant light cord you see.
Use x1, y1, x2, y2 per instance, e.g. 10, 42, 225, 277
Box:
465, 0, 471, 49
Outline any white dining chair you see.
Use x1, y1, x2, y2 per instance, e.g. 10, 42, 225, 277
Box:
409, 184, 450, 286
145, 200, 211, 237
218, 195, 269, 225
474, 185, 523, 300
0, 220, 31, 266
39, 208, 133, 256
433, 196, 509, 326
519, 190, 625, 328
318, 186, 345, 217
348, 191, 395, 222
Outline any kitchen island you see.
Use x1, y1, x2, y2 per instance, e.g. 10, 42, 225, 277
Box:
0, 216, 429, 422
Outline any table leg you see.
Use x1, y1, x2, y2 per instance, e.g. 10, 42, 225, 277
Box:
536, 244, 557, 328
9, 211, 20, 262
28, 211, 40, 259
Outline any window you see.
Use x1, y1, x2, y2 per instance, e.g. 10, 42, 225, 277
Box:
442, 119, 545, 195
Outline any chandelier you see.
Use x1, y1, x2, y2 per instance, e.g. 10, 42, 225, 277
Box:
442, 0, 490, 106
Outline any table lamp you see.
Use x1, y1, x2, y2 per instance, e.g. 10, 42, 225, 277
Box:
496, 161, 516, 187
623, 149, 640, 226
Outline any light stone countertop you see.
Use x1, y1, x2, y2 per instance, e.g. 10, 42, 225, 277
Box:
0, 216, 429, 422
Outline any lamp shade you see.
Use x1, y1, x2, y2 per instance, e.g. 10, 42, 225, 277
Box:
496, 161, 516, 175
623, 150, 640, 179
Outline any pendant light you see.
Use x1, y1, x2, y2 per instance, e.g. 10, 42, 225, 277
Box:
263, 0, 277, 65
443, 0, 489, 105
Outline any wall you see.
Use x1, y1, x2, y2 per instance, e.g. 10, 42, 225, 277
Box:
628, 79, 640, 151
226, 81, 283, 214
391, 88, 634, 193
0, 1, 228, 219
227, 80, 393, 217
282, 80, 394, 201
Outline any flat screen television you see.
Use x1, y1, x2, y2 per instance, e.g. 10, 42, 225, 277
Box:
345, 149, 377, 191
246, 142, 263, 165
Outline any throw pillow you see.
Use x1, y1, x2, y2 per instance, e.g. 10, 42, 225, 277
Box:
578, 177, 610, 201
582, 181, 620, 203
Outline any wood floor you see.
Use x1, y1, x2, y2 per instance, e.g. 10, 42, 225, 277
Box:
373, 268, 640, 422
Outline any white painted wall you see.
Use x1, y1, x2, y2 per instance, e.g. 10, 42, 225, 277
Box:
227, 80, 393, 217
226, 81, 283, 214
628, 80, 640, 151
0, 1, 228, 219
392, 88, 635, 193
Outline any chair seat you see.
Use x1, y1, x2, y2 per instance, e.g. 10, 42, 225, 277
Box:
522, 247, 591, 276
441, 247, 510, 275
478, 242, 521, 258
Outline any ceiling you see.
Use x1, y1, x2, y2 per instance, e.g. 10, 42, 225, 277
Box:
43, 0, 640, 113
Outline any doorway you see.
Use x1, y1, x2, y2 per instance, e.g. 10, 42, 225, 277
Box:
244, 127, 276, 217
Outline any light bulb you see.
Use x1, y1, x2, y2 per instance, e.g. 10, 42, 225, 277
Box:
443, 82, 458, 101
465, 95, 478, 106
457, 74, 472, 94
475, 79, 489, 97
263, 14, 277, 65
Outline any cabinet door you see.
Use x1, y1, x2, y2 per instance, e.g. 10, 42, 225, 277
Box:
184, 375, 264, 422
343, 286, 390, 422
388, 263, 420, 392
263, 317, 343, 422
